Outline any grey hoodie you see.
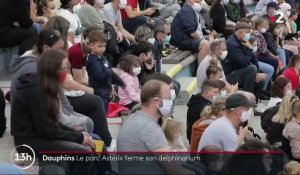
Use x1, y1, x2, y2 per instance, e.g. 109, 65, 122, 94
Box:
10, 51, 93, 133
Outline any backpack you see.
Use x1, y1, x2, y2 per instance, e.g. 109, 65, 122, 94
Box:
103, 21, 119, 54
261, 103, 281, 133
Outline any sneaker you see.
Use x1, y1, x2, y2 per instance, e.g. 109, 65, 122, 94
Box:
106, 139, 117, 152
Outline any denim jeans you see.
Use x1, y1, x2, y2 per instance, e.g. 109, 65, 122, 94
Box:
277, 48, 287, 67
258, 61, 274, 90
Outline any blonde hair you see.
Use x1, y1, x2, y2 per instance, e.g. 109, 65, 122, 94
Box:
272, 96, 298, 124
200, 96, 227, 120
161, 117, 184, 146
283, 161, 300, 175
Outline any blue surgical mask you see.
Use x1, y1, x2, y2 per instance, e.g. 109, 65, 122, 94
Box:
244, 33, 251, 41
163, 35, 171, 45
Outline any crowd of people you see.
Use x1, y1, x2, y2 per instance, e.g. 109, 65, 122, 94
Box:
2, 0, 300, 174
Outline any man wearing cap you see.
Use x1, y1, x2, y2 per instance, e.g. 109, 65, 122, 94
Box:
220, 22, 265, 99
198, 93, 253, 151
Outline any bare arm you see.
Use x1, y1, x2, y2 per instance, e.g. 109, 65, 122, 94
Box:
62, 75, 94, 94
117, 24, 135, 42
72, 68, 89, 85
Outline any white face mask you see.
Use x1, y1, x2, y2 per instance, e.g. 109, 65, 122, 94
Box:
158, 99, 173, 116
119, 0, 127, 9
252, 46, 258, 53
220, 90, 227, 96
220, 50, 228, 60
240, 109, 251, 122
286, 11, 291, 17
170, 89, 176, 101
72, 3, 81, 14
261, 28, 267, 33
148, 38, 155, 45
193, 3, 202, 13
133, 67, 141, 75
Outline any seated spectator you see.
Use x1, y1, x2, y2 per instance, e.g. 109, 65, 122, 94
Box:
221, 22, 265, 99
37, 0, 58, 19
255, 0, 278, 17
263, 2, 279, 23
199, 145, 224, 173
190, 96, 227, 152
206, 66, 223, 80
77, 0, 105, 32
220, 140, 272, 175
267, 95, 297, 145
224, 0, 242, 23
186, 79, 220, 143
11, 49, 111, 174
283, 100, 300, 159
30, 0, 48, 32
135, 25, 154, 42
283, 161, 300, 175
152, 20, 170, 72
68, 27, 98, 85
288, 9, 298, 34
210, 0, 226, 36
0, 89, 6, 138
267, 76, 292, 108
170, 0, 209, 63
198, 93, 253, 151
44, 16, 71, 50
153, 0, 181, 24
117, 80, 191, 174
0, 0, 37, 55
103, 0, 136, 43
252, 17, 279, 89
57, 0, 82, 44
129, 41, 155, 85
282, 54, 300, 91
117, 55, 141, 109
161, 117, 187, 151
120, 0, 155, 34
10, 29, 115, 150
86, 30, 125, 112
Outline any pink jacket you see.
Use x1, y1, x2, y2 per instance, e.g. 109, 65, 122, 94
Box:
118, 71, 141, 105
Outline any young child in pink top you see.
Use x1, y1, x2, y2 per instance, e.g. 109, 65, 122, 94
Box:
117, 55, 142, 109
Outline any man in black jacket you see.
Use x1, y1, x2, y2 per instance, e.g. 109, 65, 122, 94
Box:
186, 79, 220, 143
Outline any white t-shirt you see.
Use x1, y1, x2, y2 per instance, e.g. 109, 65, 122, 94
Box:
196, 55, 226, 92
57, 9, 82, 43
198, 116, 238, 151
103, 3, 122, 26
267, 97, 282, 108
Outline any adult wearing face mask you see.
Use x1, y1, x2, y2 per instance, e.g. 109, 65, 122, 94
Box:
77, 0, 105, 32
198, 93, 254, 151
150, 20, 170, 73
57, 0, 83, 44
186, 80, 220, 143
221, 22, 265, 100
263, 2, 280, 23
170, 0, 210, 64
117, 80, 193, 174
103, 0, 136, 43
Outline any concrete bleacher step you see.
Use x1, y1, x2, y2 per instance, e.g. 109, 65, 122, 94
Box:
162, 50, 192, 64
175, 77, 197, 105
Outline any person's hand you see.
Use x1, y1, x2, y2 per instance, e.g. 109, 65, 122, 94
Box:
229, 83, 239, 94
256, 73, 267, 82
73, 125, 84, 131
211, 30, 217, 36
82, 132, 95, 148
116, 31, 123, 42
144, 8, 156, 16
238, 126, 248, 140
241, 40, 253, 49
13, 22, 20, 28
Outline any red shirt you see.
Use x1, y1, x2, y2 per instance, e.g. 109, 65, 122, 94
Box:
120, 0, 138, 20
282, 67, 300, 90
68, 43, 85, 69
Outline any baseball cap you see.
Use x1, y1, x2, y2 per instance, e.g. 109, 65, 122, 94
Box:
235, 22, 254, 31
267, 2, 279, 10
225, 93, 256, 110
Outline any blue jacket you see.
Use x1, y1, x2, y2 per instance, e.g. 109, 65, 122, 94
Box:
170, 4, 200, 51
221, 34, 259, 75
85, 54, 124, 97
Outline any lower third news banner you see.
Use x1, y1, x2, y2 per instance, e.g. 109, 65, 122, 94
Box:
13, 148, 285, 175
